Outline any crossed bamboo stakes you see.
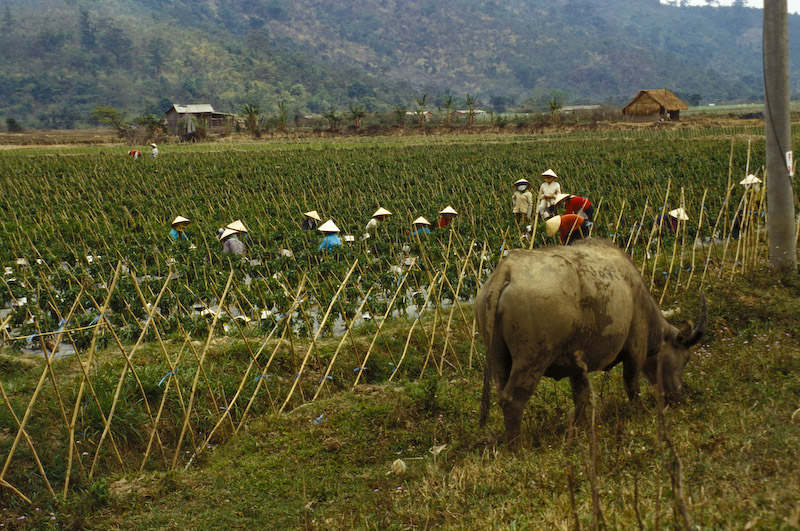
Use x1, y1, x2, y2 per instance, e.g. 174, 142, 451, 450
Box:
0, 174, 787, 504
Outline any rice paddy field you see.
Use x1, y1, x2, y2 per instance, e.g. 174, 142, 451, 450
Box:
1, 123, 799, 529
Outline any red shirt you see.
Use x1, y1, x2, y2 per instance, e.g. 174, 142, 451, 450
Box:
564, 196, 591, 215
560, 214, 585, 243
436, 216, 452, 228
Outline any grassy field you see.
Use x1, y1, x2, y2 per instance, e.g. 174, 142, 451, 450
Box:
1, 123, 799, 529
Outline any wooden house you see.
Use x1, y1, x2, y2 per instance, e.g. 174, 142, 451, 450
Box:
621, 90, 688, 122
164, 104, 233, 134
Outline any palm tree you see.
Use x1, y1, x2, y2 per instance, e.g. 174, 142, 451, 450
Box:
549, 96, 563, 124
241, 103, 263, 137
348, 103, 366, 129
440, 94, 455, 127
414, 93, 428, 128
276, 100, 288, 132
464, 93, 477, 127
393, 104, 407, 128
323, 108, 341, 131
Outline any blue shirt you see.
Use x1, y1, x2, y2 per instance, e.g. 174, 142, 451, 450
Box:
318, 234, 342, 251
169, 228, 188, 241
414, 226, 431, 236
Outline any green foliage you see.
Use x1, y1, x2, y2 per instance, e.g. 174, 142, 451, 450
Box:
5, 117, 23, 132
91, 105, 128, 135
1, 1, 796, 126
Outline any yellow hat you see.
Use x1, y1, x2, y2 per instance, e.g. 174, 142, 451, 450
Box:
739, 174, 762, 186
541, 169, 558, 179
554, 193, 570, 205
514, 178, 529, 187
412, 216, 431, 226
372, 207, 392, 218
171, 215, 189, 227
218, 228, 238, 241
439, 206, 458, 215
226, 220, 248, 233
318, 220, 340, 233
304, 210, 321, 221
668, 208, 689, 221
545, 215, 562, 237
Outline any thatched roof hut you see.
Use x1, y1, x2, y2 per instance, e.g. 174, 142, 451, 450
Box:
621, 89, 689, 122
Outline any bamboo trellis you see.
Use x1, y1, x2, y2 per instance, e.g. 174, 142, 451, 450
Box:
0, 190, 782, 504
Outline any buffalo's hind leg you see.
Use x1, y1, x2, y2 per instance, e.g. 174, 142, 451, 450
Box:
498, 364, 543, 451
569, 372, 589, 423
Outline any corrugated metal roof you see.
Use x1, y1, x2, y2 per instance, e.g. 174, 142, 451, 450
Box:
171, 104, 216, 114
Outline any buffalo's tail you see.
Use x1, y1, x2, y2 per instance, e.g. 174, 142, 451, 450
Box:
479, 263, 511, 427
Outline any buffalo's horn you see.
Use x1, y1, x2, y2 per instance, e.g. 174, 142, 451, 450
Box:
683, 293, 707, 347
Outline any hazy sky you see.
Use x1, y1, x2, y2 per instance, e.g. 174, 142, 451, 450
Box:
670, 1, 800, 14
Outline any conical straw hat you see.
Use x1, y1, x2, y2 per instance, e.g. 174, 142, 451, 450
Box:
318, 220, 340, 233
304, 210, 321, 221
514, 178, 529, 187
412, 216, 431, 226
372, 207, 392, 217
554, 193, 570, 205
541, 169, 559, 179
226, 219, 248, 233
739, 174, 762, 186
546, 215, 562, 237
218, 228, 238, 241
171, 215, 189, 226
440, 205, 458, 215
668, 208, 689, 221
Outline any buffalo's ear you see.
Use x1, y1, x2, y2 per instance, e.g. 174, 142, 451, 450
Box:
674, 321, 694, 347
680, 294, 707, 347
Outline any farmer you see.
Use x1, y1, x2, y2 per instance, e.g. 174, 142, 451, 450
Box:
731, 175, 763, 239
654, 208, 688, 235
365, 207, 392, 233
226, 219, 248, 240
412, 216, 431, 236
318, 220, 342, 251
302, 210, 321, 231
545, 214, 587, 245
169, 216, 190, 241
555, 193, 594, 222
435, 206, 458, 228
512, 178, 533, 226
218, 228, 245, 255
151, 143, 159, 158
128, 149, 142, 160
537, 169, 562, 219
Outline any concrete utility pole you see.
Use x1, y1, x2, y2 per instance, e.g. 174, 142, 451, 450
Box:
763, 0, 797, 274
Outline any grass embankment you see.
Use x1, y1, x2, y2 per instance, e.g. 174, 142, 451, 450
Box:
3, 264, 798, 529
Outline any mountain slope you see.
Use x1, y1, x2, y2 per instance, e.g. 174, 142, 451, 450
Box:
0, 0, 797, 128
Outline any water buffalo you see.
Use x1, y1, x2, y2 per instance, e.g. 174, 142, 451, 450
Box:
476, 239, 706, 449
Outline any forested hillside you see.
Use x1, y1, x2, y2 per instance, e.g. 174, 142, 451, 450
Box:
1, 0, 798, 128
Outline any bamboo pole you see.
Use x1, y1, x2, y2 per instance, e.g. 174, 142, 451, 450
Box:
172, 269, 234, 469
89, 269, 174, 478
438, 244, 473, 375
0, 477, 31, 505
2, 281, 89, 492
312, 287, 375, 400
660, 188, 685, 305
0, 381, 55, 498
279, 260, 357, 412
684, 189, 708, 290
389, 274, 440, 382
352, 259, 415, 388
612, 200, 627, 245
